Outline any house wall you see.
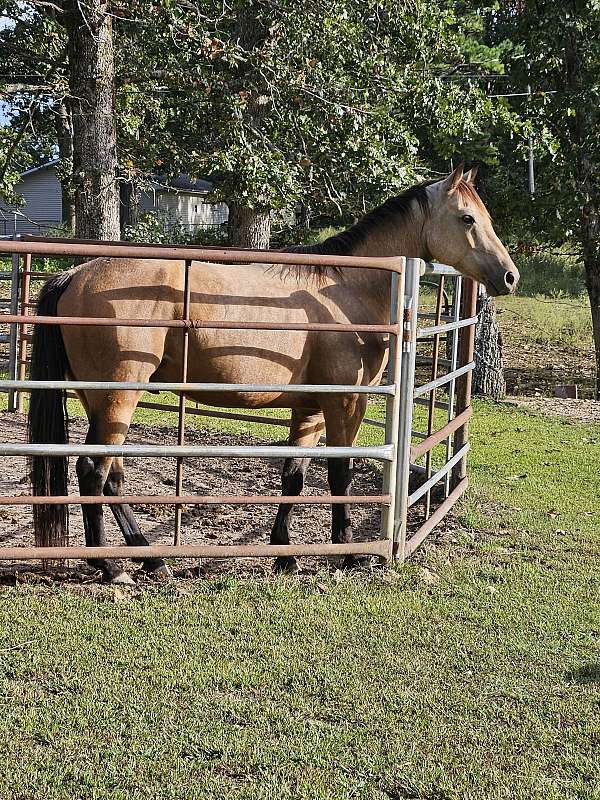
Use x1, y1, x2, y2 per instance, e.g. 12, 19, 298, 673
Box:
0, 167, 63, 236
0, 169, 229, 237
140, 189, 228, 228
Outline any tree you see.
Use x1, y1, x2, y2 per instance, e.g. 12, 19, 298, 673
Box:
473, 288, 505, 399
63, 0, 119, 240
0, 1, 120, 239
118, 0, 518, 246
0, 1, 524, 251
482, 1, 600, 396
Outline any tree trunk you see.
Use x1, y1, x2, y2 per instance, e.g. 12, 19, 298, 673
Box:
296, 202, 311, 231
583, 238, 600, 400
55, 101, 75, 234
226, 7, 271, 250
120, 181, 141, 235
473, 288, 505, 399
227, 203, 271, 249
64, 0, 120, 241
564, 16, 600, 397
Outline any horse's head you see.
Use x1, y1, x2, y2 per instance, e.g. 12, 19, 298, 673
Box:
425, 164, 519, 296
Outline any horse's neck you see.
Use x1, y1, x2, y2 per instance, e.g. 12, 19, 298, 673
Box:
350, 214, 427, 261
344, 206, 429, 312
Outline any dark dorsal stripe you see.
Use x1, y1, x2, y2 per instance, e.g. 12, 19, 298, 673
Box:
284, 180, 435, 279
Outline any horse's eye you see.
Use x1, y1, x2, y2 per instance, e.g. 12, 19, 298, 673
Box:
462, 214, 475, 225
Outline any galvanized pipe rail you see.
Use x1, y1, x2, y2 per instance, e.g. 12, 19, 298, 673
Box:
394, 261, 476, 556
0, 237, 407, 564
0, 239, 478, 564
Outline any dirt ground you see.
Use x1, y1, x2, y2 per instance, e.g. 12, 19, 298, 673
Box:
0, 413, 439, 581
504, 396, 600, 425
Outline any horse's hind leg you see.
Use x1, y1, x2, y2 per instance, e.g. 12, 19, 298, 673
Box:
76, 391, 142, 584
271, 410, 324, 573
322, 394, 368, 569
77, 450, 134, 584
104, 458, 171, 577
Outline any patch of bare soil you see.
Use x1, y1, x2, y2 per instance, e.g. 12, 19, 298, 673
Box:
0, 413, 443, 584
499, 317, 595, 398
506, 396, 600, 425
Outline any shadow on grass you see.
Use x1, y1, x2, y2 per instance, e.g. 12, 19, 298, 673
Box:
565, 664, 600, 684
383, 782, 454, 800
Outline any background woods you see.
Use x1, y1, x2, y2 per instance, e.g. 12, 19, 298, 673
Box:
0, 0, 599, 395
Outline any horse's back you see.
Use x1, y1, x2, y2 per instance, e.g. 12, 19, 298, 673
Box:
55, 256, 386, 408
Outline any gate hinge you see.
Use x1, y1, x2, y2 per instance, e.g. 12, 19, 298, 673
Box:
402, 302, 413, 352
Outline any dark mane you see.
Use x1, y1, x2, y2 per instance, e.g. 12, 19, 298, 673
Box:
284, 180, 435, 280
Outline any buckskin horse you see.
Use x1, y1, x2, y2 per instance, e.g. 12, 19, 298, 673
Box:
28, 165, 519, 582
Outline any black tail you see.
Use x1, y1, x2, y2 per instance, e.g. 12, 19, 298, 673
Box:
27, 273, 73, 547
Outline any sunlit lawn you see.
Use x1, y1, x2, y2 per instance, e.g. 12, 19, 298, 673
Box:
0, 397, 599, 799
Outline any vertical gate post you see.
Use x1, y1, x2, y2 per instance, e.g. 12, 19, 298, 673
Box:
174, 258, 192, 545
451, 277, 477, 488
7, 243, 21, 412
424, 275, 445, 518
380, 260, 405, 558
392, 257, 421, 560
444, 275, 462, 497
16, 252, 31, 413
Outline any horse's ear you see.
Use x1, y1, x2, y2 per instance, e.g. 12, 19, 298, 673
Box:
442, 162, 464, 195
464, 165, 478, 185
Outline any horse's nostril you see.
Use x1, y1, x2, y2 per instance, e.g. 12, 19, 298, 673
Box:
504, 271, 516, 288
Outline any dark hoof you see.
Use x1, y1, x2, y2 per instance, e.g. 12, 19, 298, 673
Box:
342, 554, 372, 571
110, 571, 136, 586
273, 556, 299, 574
142, 559, 172, 578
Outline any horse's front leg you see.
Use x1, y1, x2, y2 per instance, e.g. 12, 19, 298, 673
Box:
322, 394, 368, 568
271, 410, 324, 573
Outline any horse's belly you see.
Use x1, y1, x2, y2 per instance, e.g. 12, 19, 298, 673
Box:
156, 328, 312, 408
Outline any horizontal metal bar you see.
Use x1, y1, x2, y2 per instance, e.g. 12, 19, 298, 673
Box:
413, 362, 475, 398
0, 239, 405, 273
0, 379, 396, 396
414, 396, 449, 411
0, 493, 390, 506
20, 271, 54, 279
0, 540, 391, 561
135, 399, 293, 428
0, 313, 398, 335
0, 443, 395, 460
362, 416, 386, 429
417, 316, 478, 338
410, 406, 473, 461
403, 477, 469, 557
423, 262, 460, 277
415, 356, 451, 367
410, 463, 426, 475
407, 444, 470, 506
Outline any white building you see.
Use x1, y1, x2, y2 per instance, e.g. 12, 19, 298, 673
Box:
0, 160, 228, 236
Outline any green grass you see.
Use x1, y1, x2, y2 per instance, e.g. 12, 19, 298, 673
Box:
514, 250, 585, 298
497, 293, 592, 351
1, 402, 599, 799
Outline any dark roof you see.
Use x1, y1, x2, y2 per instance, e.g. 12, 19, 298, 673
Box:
154, 174, 213, 193
20, 163, 213, 195
20, 159, 59, 177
